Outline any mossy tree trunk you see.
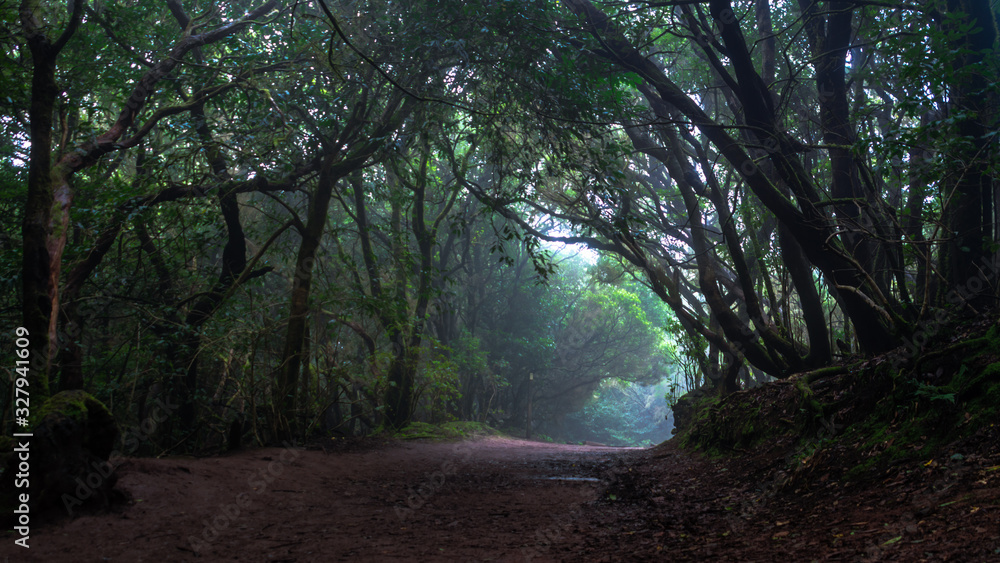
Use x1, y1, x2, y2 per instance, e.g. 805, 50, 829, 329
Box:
19, 0, 83, 399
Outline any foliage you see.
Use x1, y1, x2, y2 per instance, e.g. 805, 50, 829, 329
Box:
4, 0, 999, 452
563, 380, 674, 447
416, 341, 463, 423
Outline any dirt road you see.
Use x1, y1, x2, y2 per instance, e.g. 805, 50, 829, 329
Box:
5, 437, 640, 562
4, 434, 999, 561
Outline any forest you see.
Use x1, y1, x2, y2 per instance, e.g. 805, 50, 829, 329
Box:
1, 0, 999, 559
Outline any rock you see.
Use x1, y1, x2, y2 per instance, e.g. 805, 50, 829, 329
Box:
0, 390, 120, 525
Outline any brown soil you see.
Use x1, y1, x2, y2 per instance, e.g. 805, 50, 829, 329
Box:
2, 435, 998, 562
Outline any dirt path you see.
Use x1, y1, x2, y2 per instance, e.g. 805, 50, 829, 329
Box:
3, 437, 641, 562
3, 436, 998, 561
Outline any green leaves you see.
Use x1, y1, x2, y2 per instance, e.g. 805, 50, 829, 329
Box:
913, 382, 956, 404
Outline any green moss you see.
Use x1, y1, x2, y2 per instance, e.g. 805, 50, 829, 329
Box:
389, 421, 503, 442
26, 390, 118, 461
836, 343, 1000, 479
675, 325, 1000, 483
0, 390, 118, 524
958, 361, 1000, 426
682, 390, 779, 453
794, 379, 826, 421
29, 389, 110, 429
985, 324, 1000, 344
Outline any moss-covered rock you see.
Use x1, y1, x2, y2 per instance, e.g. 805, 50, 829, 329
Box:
0, 390, 120, 525
30, 390, 117, 459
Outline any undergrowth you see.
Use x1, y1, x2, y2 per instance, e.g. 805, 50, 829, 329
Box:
389, 421, 504, 442
677, 318, 1000, 483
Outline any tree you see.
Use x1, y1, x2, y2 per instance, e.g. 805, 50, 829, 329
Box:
6, 0, 995, 449
16, 0, 280, 397
463, 0, 998, 393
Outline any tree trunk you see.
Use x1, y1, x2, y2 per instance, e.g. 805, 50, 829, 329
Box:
278, 154, 337, 436
20, 0, 80, 398
940, 0, 998, 305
